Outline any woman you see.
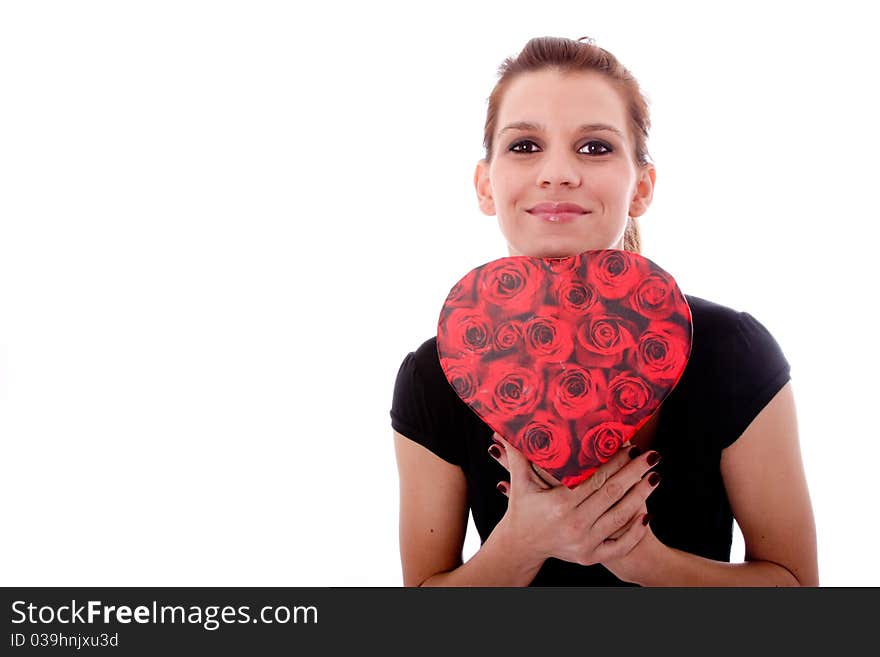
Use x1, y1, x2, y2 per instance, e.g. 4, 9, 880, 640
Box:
390, 36, 817, 586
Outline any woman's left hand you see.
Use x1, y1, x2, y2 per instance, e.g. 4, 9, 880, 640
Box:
599, 522, 663, 584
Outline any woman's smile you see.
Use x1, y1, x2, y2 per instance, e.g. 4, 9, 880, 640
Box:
528, 209, 591, 224
527, 201, 590, 224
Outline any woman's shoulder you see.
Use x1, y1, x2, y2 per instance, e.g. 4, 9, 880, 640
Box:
410, 335, 440, 363
683, 294, 782, 348
682, 293, 791, 395
393, 336, 453, 402
397, 336, 443, 382
391, 335, 472, 466
685, 293, 748, 337
681, 295, 791, 448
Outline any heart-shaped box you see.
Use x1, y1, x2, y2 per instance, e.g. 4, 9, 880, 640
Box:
436, 250, 693, 488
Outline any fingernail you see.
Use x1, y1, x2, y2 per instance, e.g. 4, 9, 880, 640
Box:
496, 481, 509, 495
646, 451, 661, 466
648, 472, 661, 487
642, 513, 652, 526
488, 445, 502, 459
628, 446, 643, 459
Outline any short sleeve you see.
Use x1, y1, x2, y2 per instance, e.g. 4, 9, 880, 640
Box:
390, 348, 466, 467
712, 312, 792, 450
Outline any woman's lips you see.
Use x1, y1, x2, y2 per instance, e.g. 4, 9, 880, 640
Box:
528, 210, 589, 224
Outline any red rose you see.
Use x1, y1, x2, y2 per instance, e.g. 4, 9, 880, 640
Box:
439, 306, 493, 357
516, 410, 572, 472
493, 320, 523, 352
576, 314, 638, 356
549, 365, 605, 419
477, 257, 545, 314
578, 421, 630, 467
631, 321, 691, 384
441, 359, 479, 403
522, 311, 574, 362
606, 372, 654, 417
587, 250, 644, 299
627, 271, 680, 320
553, 276, 601, 316
480, 359, 543, 419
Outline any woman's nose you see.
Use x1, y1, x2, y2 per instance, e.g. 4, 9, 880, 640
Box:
537, 151, 581, 187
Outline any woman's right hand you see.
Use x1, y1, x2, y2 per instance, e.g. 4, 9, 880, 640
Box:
491, 433, 660, 568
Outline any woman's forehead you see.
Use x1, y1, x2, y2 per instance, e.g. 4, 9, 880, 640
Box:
497, 70, 629, 137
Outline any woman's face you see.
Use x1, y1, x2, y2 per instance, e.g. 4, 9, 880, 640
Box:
474, 68, 655, 258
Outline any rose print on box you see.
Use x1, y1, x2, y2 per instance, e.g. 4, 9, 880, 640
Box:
437, 250, 693, 489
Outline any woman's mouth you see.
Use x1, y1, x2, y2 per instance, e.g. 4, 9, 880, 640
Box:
526, 202, 590, 224
527, 210, 589, 224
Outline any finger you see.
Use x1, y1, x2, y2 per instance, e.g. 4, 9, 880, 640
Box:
583, 446, 660, 512
591, 471, 660, 539
569, 443, 644, 506
608, 507, 647, 540
488, 434, 510, 471
493, 433, 542, 494
593, 512, 651, 563
530, 462, 561, 489
606, 502, 648, 540
492, 433, 554, 490
586, 449, 661, 516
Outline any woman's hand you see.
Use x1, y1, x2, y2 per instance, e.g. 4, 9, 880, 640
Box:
600, 522, 663, 583
490, 432, 660, 568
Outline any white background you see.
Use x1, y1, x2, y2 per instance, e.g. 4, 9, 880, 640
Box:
1, 1, 877, 586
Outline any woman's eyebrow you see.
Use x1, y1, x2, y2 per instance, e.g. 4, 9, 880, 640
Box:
499, 121, 624, 138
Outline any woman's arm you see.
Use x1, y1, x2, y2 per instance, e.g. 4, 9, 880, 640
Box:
603, 381, 819, 586
393, 431, 545, 586
719, 381, 818, 585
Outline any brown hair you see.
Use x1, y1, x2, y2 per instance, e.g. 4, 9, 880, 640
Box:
482, 36, 653, 253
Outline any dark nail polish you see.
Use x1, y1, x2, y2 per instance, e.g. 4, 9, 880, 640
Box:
642, 513, 651, 526
628, 446, 643, 459
496, 481, 508, 494
488, 445, 502, 459
646, 451, 661, 466
648, 472, 661, 487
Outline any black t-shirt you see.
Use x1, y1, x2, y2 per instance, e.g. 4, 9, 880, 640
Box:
390, 294, 791, 586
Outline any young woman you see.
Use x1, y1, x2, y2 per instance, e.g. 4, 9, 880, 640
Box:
390, 36, 818, 586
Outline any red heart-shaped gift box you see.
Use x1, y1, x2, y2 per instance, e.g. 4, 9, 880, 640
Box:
436, 250, 692, 488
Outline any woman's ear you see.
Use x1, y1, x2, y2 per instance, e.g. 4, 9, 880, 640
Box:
628, 164, 656, 219
474, 159, 496, 216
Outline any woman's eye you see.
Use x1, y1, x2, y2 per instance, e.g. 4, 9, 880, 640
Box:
580, 140, 612, 155
509, 140, 539, 154
508, 140, 612, 155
